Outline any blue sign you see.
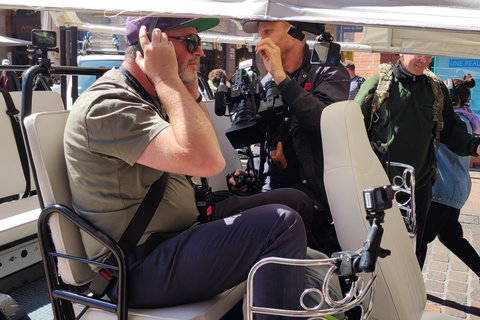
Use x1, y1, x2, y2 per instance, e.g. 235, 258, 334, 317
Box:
449, 59, 480, 68
341, 25, 364, 33
434, 57, 480, 117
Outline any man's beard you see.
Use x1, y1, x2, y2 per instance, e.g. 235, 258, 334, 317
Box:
178, 58, 199, 84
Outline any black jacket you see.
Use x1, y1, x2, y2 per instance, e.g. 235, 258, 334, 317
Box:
1, 71, 21, 92
267, 44, 350, 212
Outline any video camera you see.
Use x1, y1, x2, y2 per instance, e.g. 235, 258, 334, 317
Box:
215, 59, 288, 149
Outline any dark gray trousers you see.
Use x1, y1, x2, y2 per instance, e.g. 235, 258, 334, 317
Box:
114, 188, 312, 320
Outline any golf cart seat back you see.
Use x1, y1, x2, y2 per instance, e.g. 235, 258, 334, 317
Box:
321, 100, 461, 320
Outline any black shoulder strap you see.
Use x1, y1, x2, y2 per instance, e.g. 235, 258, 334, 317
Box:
0, 87, 31, 198
118, 172, 169, 258
89, 172, 169, 298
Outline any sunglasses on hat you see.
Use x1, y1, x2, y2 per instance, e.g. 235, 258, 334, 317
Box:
169, 34, 201, 54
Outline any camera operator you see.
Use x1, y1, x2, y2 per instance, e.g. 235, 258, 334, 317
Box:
232, 20, 350, 256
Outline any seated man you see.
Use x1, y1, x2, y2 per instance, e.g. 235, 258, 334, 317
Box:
64, 16, 311, 318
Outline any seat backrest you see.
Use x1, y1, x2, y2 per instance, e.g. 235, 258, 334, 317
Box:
321, 100, 426, 320
24, 110, 95, 285
203, 100, 242, 191
11, 91, 66, 192
0, 91, 65, 200
24, 110, 71, 207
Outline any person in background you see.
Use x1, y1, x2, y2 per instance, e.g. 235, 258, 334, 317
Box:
344, 60, 365, 100
1, 59, 21, 92
208, 68, 229, 94
355, 55, 480, 266
419, 74, 480, 276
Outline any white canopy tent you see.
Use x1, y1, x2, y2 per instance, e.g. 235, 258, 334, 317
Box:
1, 0, 480, 33
1, 1, 480, 57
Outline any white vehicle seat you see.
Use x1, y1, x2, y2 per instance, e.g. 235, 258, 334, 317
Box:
0, 91, 64, 246
201, 100, 242, 191
10, 91, 65, 191
321, 100, 461, 320
24, 110, 244, 320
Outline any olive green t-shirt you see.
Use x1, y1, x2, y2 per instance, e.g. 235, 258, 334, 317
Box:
64, 68, 199, 264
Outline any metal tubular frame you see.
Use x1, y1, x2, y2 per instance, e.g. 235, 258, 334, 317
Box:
246, 254, 377, 320
37, 205, 129, 320
388, 162, 416, 238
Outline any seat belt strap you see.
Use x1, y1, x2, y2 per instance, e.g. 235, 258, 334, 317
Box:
89, 173, 169, 298
0, 87, 31, 198
118, 172, 169, 258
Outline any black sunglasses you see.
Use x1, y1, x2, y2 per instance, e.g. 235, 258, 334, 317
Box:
169, 34, 201, 54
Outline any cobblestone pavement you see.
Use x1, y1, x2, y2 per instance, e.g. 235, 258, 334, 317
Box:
423, 170, 480, 319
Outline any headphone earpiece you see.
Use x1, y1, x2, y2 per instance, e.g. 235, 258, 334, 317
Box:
446, 78, 458, 106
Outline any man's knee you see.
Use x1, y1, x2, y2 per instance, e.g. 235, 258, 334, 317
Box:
260, 188, 313, 227
260, 204, 307, 256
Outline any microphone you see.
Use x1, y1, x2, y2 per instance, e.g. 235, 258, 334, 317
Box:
215, 79, 228, 117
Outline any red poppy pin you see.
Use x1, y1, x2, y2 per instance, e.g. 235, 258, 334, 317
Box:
304, 83, 312, 90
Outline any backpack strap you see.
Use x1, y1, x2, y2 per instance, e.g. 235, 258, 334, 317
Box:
367, 63, 394, 131
423, 68, 445, 180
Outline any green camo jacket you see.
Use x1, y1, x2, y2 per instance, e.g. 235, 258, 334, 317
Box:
355, 61, 480, 189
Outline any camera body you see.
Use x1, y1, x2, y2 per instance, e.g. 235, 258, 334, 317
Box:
226, 172, 263, 192
257, 80, 288, 121
216, 60, 288, 149
363, 185, 394, 213
234, 173, 262, 190
31, 30, 57, 48
30, 29, 59, 65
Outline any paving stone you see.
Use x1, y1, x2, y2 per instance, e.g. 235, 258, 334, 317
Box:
464, 224, 478, 232
430, 261, 449, 272
460, 214, 479, 224
428, 270, 447, 282
448, 281, 468, 293
433, 253, 450, 263
434, 245, 450, 255
445, 306, 467, 318
473, 234, 480, 246
425, 303, 441, 312
426, 280, 445, 293
450, 272, 469, 282
452, 262, 470, 272
471, 287, 480, 301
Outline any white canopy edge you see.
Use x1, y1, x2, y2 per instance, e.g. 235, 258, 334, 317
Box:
2, 0, 480, 33
4, 4, 480, 59
0, 35, 32, 47
348, 27, 480, 58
